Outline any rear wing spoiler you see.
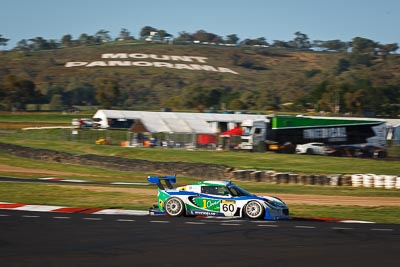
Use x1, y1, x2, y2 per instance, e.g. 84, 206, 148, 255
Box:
147, 175, 176, 190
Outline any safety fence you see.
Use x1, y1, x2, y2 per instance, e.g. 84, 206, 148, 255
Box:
1, 127, 400, 156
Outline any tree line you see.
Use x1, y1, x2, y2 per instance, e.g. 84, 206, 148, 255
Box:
1, 26, 398, 54
1, 26, 400, 117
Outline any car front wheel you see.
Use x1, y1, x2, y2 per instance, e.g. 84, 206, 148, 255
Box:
244, 201, 265, 219
164, 197, 185, 217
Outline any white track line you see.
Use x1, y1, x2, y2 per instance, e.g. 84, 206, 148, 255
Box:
332, 227, 354, 230
370, 228, 394, 232
13, 205, 66, 212
295, 225, 316, 229
93, 209, 148, 216
82, 217, 103, 221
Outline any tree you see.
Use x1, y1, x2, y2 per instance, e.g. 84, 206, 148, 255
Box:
317, 85, 341, 113
228, 98, 246, 110
28, 37, 48, 50
26, 37, 59, 50
61, 34, 73, 48
14, 39, 29, 51
175, 31, 194, 42
240, 37, 268, 46
314, 39, 348, 52
336, 58, 351, 73
95, 29, 111, 43
378, 43, 399, 55
118, 28, 134, 40
157, 29, 172, 39
1, 75, 39, 110
140, 26, 158, 39
351, 37, 377, 54
192, 30, 223, 43
344, 89, 366, 114
271, 40, 290, 48
226, 34, 239, 44
95, 78, 120, 109
69, 83, 96, 105
291, 31, 311, 50
0, 34, 9, 47
78, 33, 90, 45
49, 94, 64, 110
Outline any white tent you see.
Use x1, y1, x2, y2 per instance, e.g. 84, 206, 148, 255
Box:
92, 109, 267, 134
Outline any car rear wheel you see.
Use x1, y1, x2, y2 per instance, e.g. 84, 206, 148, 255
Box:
164, 197, 185, 217
306, 148, 314, 155
244, 201, 265, 219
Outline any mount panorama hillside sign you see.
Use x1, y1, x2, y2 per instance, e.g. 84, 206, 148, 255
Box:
65, 53, 239, 74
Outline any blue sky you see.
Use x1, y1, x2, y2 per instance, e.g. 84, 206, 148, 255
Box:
2, 0, 400, 49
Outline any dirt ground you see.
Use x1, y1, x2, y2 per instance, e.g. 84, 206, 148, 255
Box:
53, 185, 400, 207
0, 164, 93, 176
2, 164, 400, 207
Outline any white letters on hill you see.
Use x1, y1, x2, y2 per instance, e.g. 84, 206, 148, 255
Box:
65, 53, 239, 74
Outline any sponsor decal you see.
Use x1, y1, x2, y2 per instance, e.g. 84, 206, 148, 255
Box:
188, 210, 221, 216
221, 200, 236, 213
192, 198, 220, 212
221, 200, 235, 205
303, 127, 347, 141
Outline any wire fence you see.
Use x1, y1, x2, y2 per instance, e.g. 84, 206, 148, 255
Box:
1, 127, 399, 157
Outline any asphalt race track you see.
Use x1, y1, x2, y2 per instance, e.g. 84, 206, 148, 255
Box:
1, 210, 399, 267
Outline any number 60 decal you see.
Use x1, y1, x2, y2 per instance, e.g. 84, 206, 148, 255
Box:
222, 203, 235, 212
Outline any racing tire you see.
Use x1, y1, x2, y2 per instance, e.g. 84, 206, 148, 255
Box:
164, 197, 185, 217
244, 201, 265, 219
306, 148, 314, 155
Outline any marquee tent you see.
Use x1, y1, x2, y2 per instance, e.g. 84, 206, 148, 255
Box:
92, 109, 266, 134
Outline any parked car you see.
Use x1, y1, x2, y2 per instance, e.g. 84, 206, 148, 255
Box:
72, 118, 93, 128
296, 142, 328, 155
361, 144, 388, 158
326, 144, 387, 158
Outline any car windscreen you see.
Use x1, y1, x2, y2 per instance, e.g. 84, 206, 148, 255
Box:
201, 186, 230, 196
228, 185, 254, 197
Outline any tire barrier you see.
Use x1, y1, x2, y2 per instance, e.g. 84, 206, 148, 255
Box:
384, 175, 396, 189
363, 174, 374, 188
396, 176, 400, 189
230, 170, 399, 189
1, 142, 398, 189
374, 175, 385, 188
351, 174, 363, 187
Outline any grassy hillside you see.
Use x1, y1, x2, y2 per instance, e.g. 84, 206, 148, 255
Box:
0, 43, 342, 109
1, 42, 400, 114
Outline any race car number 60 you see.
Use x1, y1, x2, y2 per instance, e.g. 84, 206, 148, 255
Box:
222, 204, 235, 212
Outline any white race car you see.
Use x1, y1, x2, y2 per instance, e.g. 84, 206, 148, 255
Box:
296, 142, 327, 155
148, 176, 289, 220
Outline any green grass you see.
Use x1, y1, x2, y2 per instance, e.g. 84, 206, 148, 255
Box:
1, 117, 400, 224
290, 205, 400, 224
0, 153, 149, 181
1, 152, 400, 224
2, 152, 400, 198
234, 182, 400, 197
1, 135, 400, 175
0, 113, 91, 124
0, 182, 152, 210
1, 182, 399, 224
